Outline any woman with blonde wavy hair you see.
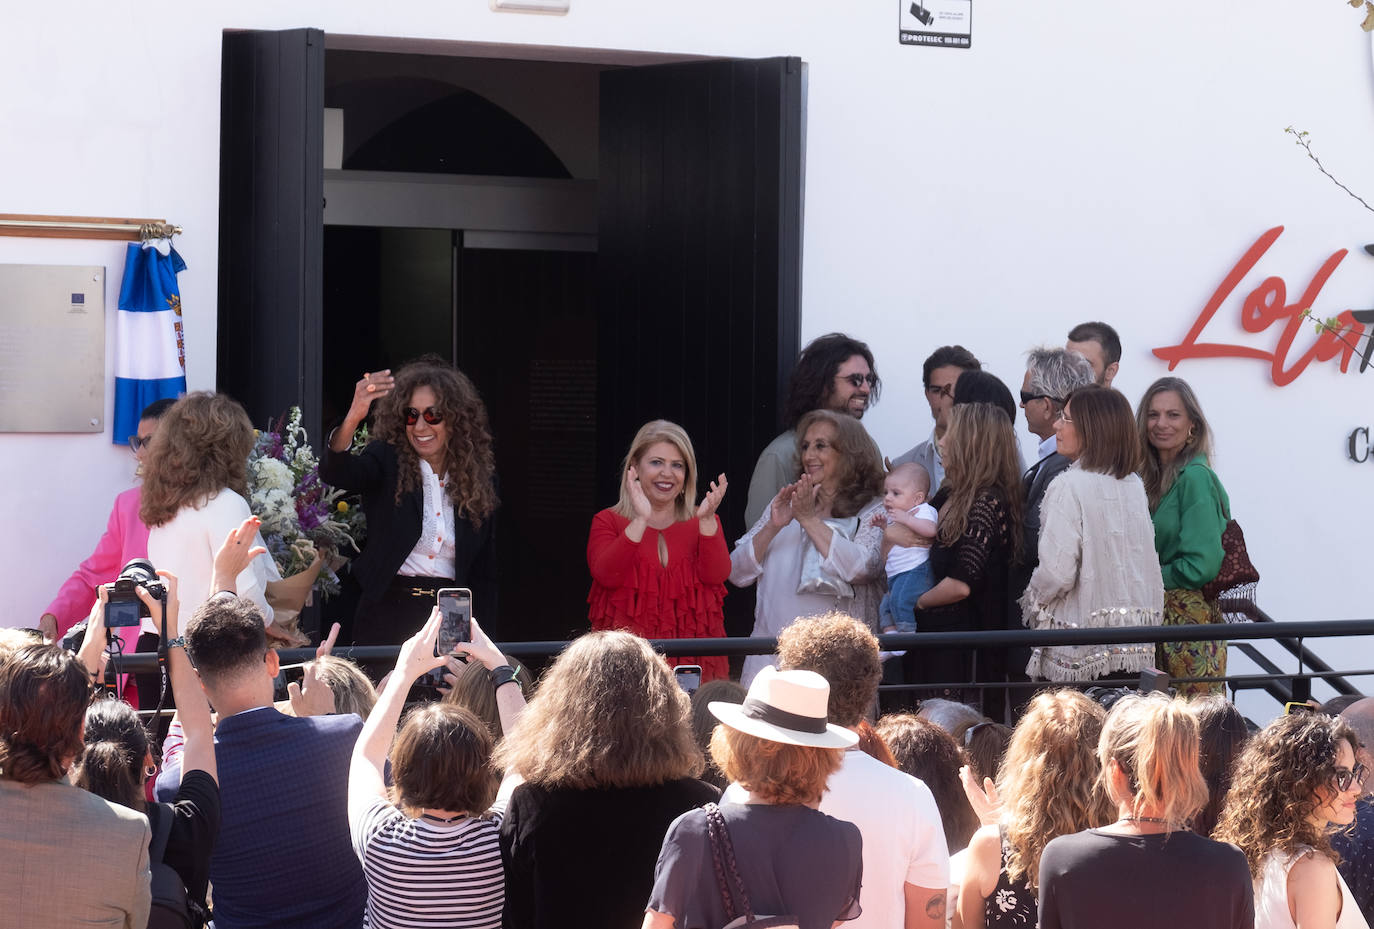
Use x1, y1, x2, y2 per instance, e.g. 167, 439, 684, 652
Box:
322, 355, 499, 645
144, 392, 283, 632
494, 631, 718, 929
956, 689, 1112, 929
912, 401, 1022, 712
587, 420, 730, 679
1037, 694, 1253, 929
1214, 712, 1368, 929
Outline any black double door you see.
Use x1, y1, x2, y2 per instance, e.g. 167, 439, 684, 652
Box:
219, 31, 803, 644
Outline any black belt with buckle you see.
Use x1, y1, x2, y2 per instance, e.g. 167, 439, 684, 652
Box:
392, 576, 453, 598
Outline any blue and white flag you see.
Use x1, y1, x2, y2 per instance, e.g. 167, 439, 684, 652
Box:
113, 240, 187, 444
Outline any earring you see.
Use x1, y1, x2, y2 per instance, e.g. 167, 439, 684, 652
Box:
144, 765, 157, 779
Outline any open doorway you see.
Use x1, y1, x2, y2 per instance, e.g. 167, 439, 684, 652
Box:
219, 31, 804, 646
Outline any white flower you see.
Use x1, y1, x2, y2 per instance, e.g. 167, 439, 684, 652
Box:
252, 458, 294, 493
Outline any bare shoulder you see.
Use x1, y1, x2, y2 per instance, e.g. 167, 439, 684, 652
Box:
1287, 848, 1341, 924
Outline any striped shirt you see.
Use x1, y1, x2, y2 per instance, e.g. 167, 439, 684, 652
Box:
353, 797, 505, 929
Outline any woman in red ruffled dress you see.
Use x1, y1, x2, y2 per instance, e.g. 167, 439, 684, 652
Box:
587, 420, 730, 680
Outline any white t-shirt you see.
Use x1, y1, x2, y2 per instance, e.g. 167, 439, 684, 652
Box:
724, 749, 950, 929
884, 502, 938, 578
147, 489, 280, 625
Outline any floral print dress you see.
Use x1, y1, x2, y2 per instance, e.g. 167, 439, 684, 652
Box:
984, 829, 1036, 928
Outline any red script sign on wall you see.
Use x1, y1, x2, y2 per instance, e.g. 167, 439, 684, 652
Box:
1154, 225, 1374, 386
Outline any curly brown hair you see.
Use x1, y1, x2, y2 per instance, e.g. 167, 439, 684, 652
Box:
776, 612, 882, 727
1000, 690, 1114, 891
1213, 711, 1358, 880
794, 410, 884, 519
140, 392, 255, 527
374, 357, 498, 527
936, 402, 1024, 561
492, 631, 703, 789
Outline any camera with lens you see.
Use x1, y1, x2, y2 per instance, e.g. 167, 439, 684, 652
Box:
104, 558, 166, 628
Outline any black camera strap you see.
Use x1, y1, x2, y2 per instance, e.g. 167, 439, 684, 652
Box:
145, 589, 171, 741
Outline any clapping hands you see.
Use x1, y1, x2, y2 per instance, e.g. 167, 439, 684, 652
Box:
695, 473, 728, 521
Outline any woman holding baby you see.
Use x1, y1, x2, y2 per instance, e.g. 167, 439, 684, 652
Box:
729, 409, 886, 686
910, 397, 1022, 717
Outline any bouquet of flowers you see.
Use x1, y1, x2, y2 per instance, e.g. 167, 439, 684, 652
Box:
246, 408, 367, 643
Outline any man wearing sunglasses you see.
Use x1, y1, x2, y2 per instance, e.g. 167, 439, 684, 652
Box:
743, 333, 881, 531
38, 397, 178, 705
1333, 698, 1374, 921
890, 345, 981, 496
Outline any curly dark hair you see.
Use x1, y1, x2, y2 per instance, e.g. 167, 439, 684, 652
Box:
777, 612, 882, 727
794, 410, 884, 519
374, 356, 499, 526
1214, 711, 1358, 880
782, 334, 879, 429
140, 392, 255, 527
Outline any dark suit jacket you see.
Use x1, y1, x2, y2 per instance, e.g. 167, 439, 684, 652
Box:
207, 707, 366, 929
1008, 451, 1072, 620
320, 439, 497, 623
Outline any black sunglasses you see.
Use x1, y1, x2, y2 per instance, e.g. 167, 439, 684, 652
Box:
1019, 390, 1062, 405
838, 373, 878, 388
1335, 763, 1369, 792
404, 407, 444, 426
128, 434, 155, 452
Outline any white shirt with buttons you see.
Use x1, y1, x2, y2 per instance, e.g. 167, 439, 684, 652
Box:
400, 460, 456, 578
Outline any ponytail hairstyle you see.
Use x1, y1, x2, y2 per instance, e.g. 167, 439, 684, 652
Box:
73, 699, 149, 812
1098, 693, 1209, 828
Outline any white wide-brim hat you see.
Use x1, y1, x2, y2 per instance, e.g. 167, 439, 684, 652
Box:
709, 666, 859, 750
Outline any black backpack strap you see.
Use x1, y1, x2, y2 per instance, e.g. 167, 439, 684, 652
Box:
148, 802, 174, 865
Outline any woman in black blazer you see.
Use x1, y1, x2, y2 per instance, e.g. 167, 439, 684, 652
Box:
321, 356, 499, 645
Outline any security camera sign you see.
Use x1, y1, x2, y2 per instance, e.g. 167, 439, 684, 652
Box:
899, 0, 972, 48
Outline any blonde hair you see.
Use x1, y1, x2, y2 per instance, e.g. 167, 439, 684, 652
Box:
493, 631, 703, 789
612, 420, 698, 522
1000, 690, 1114, 890
1098, 693, 1209, 827
305, 656, 376, 721
140, 392, 254, 527
1136, 376, 1214, 509
709, 725, 842, 806
937, 403, 1023, 560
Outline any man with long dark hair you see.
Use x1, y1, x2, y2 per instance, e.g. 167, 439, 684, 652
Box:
742, 333, 880, 529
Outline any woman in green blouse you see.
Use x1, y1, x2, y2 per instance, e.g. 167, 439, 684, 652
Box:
1136, 377, 1229, 696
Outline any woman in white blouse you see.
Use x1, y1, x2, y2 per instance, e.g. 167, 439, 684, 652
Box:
730, 409, 885, 685
1020, 386, 1163, 683
321, 356, 499, 645
142, 392, 282, 634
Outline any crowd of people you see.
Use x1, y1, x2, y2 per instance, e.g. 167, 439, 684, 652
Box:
7, 586, 1374, 929
6, 320, 1304, 928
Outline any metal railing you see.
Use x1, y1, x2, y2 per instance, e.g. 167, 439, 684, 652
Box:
101, 617, 1374, 705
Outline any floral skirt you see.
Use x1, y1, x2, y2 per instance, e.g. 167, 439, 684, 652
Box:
1157, 588, 1226, 697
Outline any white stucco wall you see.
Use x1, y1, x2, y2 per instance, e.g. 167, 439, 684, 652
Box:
4, 2, 1372, 711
